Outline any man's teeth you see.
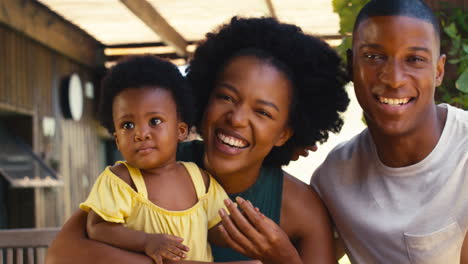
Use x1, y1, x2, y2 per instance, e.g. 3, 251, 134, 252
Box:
379, 96, 410, 106
218, 133, 247, 148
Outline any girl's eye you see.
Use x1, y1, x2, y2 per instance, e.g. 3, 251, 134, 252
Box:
150, 118, 161, 126
122, 122, 134, 129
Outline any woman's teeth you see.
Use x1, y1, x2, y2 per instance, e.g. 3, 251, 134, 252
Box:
218, 133, 248, 148
378, 96, 411, 106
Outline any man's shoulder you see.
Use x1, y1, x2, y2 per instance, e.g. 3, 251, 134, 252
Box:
322, 129, 369, 164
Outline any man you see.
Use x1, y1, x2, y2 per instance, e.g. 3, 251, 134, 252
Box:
311, 0, 468, 263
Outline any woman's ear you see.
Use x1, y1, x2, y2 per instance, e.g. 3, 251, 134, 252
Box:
177, 122, 189, 142
274, 127, 293, 147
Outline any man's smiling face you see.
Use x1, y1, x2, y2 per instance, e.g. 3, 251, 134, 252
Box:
351, 15, 445, 136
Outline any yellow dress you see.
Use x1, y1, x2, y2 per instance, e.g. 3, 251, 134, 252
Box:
80, 161, 229, 261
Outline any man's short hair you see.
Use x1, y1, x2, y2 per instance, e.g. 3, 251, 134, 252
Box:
353, 0, 440, 41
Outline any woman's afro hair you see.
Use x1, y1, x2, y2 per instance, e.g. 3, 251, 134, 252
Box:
187, 17, 350, 167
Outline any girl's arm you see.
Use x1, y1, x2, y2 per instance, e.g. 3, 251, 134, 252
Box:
87, 209, 189, 263
46, 210, 153, 264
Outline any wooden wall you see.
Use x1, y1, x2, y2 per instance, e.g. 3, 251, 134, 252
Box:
0, 24, 105, 227
426, 0, 468, 10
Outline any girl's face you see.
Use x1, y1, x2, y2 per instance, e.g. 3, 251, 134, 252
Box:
112, 87, 188, 170
201, 55, 293, 178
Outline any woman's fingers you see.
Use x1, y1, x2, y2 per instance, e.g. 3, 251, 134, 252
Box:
219, 207, 261, 256
224, 199, 263, 243
217, 224, 248, 255
235, 197, 269, 234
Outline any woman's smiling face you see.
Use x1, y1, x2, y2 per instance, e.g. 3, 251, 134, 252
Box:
200, 55, 293, 178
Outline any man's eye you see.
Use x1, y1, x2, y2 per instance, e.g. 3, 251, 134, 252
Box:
407, 56, 426, 63
150, 118, 161, 126
122, 122, 134, 129
364, 53, 384, 60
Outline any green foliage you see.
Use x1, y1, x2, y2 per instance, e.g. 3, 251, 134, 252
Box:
332, 0, 370, 60
436, 3, 468, 109
332, 0, 468, 109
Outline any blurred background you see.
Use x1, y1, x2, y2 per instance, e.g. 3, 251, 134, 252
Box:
0, 0, 467, 263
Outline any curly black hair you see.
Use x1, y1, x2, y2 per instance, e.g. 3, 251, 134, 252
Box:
187, 17, 350, 167
99, 55, 196, 133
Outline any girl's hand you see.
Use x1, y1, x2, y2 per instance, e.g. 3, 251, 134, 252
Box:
218, 197, 302, 264
143, 234, 189, 264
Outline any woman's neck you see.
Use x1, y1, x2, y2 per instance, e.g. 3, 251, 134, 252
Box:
206, 162, 262, 194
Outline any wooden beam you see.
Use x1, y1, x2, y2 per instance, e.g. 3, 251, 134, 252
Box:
0, 0, 102, 68
264, 0, 277, 19
120, 0, 188, 57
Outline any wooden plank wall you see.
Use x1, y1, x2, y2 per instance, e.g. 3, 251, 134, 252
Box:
426, 0, 468, 10
0, 24, 104, 227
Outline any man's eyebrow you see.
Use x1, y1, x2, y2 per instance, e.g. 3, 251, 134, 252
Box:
359, 43, 382, 50
408, 46, 431, 53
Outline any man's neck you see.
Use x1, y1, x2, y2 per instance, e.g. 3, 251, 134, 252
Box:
369, 105, 447, 168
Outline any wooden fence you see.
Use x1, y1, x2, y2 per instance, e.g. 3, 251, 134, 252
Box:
0, 228, 59, 264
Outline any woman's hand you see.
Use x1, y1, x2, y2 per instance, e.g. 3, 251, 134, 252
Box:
218, 197, 302, 264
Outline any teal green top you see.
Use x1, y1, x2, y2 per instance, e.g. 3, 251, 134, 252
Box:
177, 140, 284, 261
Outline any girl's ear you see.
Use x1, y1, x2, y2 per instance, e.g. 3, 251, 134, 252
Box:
274, 127, 293, 147
177, 122, 189, 142
113, 132, 120, 150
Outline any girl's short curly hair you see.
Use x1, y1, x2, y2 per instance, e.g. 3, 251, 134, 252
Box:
99, 55, 196, 133
186, 17, 350, 167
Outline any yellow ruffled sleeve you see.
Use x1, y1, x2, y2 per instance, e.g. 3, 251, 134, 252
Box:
204, 175, 230, 229
79, 167, 134, 223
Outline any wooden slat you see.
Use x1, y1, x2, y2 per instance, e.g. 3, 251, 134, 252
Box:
120, 0, 188, 57
264, 0, 277, 18
27, 248, 34, 264
5, 248, 12, 264
36, 248, 45, 264
15, 248, 22, 264
0, 249, 3, 264
0, 228, 59, 248
0, 0, 102, 67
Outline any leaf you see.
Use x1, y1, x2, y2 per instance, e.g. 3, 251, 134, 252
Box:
449, 58, 461, 64
455, 69, 468, 93
463, 44, 468, 54
444, 23, 459, 39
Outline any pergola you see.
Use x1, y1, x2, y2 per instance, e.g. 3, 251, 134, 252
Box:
37, 0, 342, 66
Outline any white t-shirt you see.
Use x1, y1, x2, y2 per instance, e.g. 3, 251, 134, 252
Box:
311, 104, 468, 264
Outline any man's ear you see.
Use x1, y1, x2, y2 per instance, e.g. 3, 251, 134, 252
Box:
346, 49, 353, 77
177, 122, 189, 142
113, 132, 120, 151
436, 54, 446, 87
274, 127, 293, 147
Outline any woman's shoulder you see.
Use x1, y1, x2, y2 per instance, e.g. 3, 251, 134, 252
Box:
280, 171, 329, 237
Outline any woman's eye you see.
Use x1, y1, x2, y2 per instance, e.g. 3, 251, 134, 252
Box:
150, 118, 161, 126
122, 122, 134, 129
256, 110, 272, 118
216, 93, 234, 102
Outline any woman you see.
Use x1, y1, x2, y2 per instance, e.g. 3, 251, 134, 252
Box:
47, 17, 349, 264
